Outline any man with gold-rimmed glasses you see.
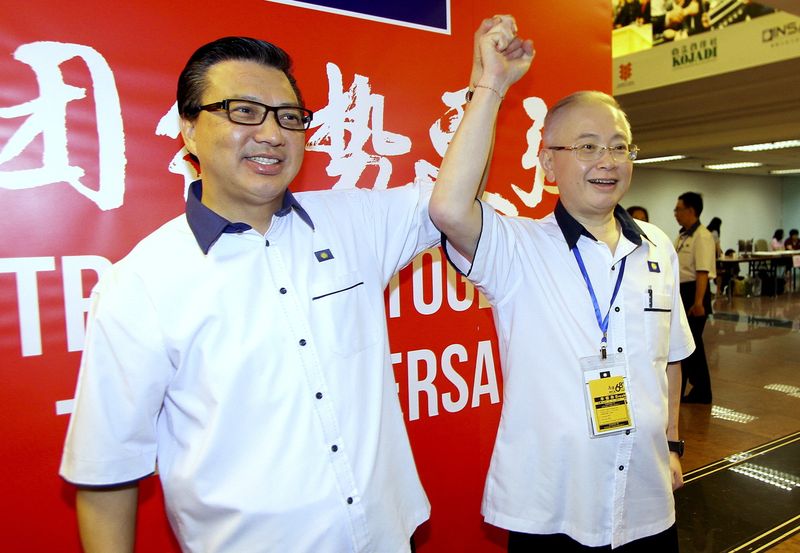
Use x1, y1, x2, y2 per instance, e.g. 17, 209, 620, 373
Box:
430, 16, 694, 551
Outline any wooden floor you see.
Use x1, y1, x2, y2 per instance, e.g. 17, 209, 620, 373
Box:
680, 287, 800, 552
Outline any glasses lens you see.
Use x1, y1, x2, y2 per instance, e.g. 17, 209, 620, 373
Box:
573, 144, 634, 162
574, 143, 601, 162
227, 100, 267, 124
609, 145, 632, 162
276, 108, 311, 130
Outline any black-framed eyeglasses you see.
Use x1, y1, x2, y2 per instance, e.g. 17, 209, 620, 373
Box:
546, 143, 639, 162
195, 99, 313, 131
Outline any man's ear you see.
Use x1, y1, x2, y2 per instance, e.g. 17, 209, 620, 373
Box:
179, 117, 198, 157
539, 148, 557, 183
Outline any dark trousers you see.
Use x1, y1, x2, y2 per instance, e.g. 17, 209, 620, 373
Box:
679, 281, 712, 401
508, 524, 678, 552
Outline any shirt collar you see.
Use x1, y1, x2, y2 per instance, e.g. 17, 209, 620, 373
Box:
186, 180, 314, 254
554, 200, 646, 250
679, 220, 701, 236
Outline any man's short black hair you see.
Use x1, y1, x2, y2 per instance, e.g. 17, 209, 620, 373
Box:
177, 36, 303, 120
678, 191, 703, 217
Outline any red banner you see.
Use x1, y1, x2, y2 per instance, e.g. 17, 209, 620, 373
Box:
0, 2, 610, 550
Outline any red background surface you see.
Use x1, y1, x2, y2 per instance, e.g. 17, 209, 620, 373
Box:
0, 1, 611, 550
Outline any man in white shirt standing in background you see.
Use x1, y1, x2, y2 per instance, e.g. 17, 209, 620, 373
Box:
674, 191, 716, 403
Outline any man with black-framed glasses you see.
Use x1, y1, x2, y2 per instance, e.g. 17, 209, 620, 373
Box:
430, 16, 694, 552
60, 34, 458, 553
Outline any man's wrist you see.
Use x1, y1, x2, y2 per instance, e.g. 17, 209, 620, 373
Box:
668, 439, 685, 457
466, 84, 504, 103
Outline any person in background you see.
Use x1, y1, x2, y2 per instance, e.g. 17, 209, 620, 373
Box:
57, 26, 504, 552
706, 217, 722, 257
430, 15, 693, 551
615, 0, 643, 28
770, 228, 792, 292
785, 229, 800, 250
770, 228, 785, 250
706, 217, 723, 295
626, 205, 649, 222
785, 229, 800, 291
674, 192, 715, 403
638, 0, 652, 25
650, 0, 669, 40
664, 0, 708, 40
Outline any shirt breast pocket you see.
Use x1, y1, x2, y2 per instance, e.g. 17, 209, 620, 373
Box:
311, 271, 379, 356
643, 291, 671, 364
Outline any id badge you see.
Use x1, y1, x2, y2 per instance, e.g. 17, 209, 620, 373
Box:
580, 353, 636, 437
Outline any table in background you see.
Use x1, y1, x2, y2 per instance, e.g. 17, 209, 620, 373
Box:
717, 251, 799, 297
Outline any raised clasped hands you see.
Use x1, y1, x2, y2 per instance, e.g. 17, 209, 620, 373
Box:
470, 15, 535, 98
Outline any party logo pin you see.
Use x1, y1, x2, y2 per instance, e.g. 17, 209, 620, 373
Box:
647, 260, 660, 273
315, 249, 334, 262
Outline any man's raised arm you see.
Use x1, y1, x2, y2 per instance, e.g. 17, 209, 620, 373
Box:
429, 15, 534, 262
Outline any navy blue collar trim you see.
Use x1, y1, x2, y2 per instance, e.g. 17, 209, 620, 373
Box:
185, 180, 314, 254
679, 220, 701, 236
554, 200, 646, 250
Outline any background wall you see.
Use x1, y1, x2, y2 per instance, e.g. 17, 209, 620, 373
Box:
782, 177, 800, 234
623, 167, 797, 252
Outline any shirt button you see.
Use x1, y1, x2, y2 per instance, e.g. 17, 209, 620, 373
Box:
331, 445, 338, 452
265, 239, 270, 247
612, 266, 616, 271
619, 465, 625, 471
299, 339, 307, 346
347, 497, 354, 505
614, 306, 620, 312
625, 429, 631, 435
279, 287, 287, 294
315, 392, 323, 399
617, 347, 623, 353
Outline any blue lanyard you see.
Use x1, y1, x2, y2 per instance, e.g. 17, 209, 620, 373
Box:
572, 247, 626, 359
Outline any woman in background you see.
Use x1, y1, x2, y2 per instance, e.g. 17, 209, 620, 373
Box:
771, 229, 785, 251
707, 217, 722, 258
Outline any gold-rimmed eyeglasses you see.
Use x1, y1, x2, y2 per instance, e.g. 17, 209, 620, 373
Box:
546, 143, 639, 162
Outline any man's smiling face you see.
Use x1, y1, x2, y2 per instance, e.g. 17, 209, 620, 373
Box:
180, 59, 306, 227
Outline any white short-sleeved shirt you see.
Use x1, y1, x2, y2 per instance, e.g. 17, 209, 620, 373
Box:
445, 201, 694, 548
675, 223, 716, 283
60, 180, 438, 553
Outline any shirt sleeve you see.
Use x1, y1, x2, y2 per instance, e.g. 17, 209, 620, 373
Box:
442, 201, 525, 306
359, 180, 441, 281
693, 229, 717, 278
60, 266, 173, 486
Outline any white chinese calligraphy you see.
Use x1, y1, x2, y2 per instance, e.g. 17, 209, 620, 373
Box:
156, 102, 198, 198
510, 96, 557, 208
0, 41, 126, 210
306, 62, 411, 189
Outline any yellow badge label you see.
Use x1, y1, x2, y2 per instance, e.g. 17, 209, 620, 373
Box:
587, 375, 631, 434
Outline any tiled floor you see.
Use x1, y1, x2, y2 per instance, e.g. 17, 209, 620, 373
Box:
677, 290, 800, 552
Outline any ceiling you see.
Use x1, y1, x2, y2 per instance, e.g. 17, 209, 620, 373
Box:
615, 2, 800, 177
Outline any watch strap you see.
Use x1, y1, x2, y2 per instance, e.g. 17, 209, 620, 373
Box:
668, 440, 685, 457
